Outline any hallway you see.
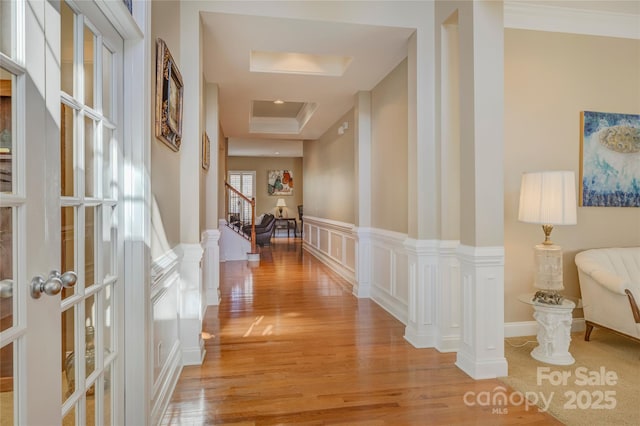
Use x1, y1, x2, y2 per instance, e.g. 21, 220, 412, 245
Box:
161, 239, 557, 425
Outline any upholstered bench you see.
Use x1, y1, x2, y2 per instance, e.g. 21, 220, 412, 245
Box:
575, 247, 640, 342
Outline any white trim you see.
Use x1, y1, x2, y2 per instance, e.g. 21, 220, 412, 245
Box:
366, 228, 409, 325
150, 340, 182, 426
219, 219, 251, 262
455, 245, 508, 380
435, 240, 461, 353
504, 318, 586, 338
120, 0, 151, 424
354, 227, 372, 298
176, 243, 206, 366
95, 0, 143, 40
201, 229, 221, 306
303, 215, 355, 233
151, 249, 179, 291
150, 344, 182, 425
302, 216, 356, 287
148, 247, 181, 426
504, 1, 640, 40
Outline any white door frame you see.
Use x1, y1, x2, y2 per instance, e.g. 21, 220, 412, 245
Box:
93, 1, 152, 425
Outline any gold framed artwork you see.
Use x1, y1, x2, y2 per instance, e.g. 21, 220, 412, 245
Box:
202, 132, 210, 171
155, 38, 183, 151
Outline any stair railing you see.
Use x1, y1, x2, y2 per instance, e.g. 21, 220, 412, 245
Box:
224, 181, 257, 255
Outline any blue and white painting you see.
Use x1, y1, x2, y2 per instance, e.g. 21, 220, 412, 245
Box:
580, 111, 640, 207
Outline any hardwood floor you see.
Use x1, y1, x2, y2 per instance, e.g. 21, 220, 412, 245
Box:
162, 239, 559, 425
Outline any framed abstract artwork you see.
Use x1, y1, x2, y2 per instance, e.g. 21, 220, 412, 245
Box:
580, 111, 640, 207
155, 38, 184, 151
268, 170, 293, 195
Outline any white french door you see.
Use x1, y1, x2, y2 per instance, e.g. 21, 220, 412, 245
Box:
0, 1, 124, 424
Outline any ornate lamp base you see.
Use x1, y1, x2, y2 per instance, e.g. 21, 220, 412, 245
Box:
531, 300, 576, 365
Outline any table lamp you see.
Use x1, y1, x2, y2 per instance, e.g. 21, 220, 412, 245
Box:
276, 198, 286, 218
518, 171, 577, 305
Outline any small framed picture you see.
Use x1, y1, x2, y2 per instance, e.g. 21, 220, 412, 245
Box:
202, 132, 210, 171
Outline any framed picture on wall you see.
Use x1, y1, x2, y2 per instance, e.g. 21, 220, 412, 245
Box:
155, 38, 184, 152
268, 170, 293, 195
579, 111, 640, 207
202, 132, 210, 171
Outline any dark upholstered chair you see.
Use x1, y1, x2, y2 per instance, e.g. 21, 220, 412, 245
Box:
297, 205, 303, 236
243, 213, 276, 246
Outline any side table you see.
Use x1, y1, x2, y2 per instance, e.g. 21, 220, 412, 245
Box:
274, 217, 297, 237
518, 293, 576, 365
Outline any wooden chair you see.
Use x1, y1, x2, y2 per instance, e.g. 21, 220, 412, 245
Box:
297, 205, 303, 237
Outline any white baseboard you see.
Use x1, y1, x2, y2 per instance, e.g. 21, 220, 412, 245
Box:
504, 318, 586, 338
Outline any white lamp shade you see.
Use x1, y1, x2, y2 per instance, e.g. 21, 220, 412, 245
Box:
276, 198, 287, 207
518, 171, 577, 225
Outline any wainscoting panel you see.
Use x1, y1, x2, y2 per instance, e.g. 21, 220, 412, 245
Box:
395, 252, 409, 304
302, 216, 356, 287
150, 249, 182, 426
319, 229, 329, 253
372, 245, 392, 293
345, 237, 356, 270
367, 229, 409, 324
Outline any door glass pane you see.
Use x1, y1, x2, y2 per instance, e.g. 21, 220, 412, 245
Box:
102, 206, 115, 280
0, 341, 15, 425
102, 127, 113, 199
62, 307, 76, 400
85, 206, 96, 288
85, 294, 96, 379
103, 284, 113, 355
0, 70, 14, 194
104, 364, 112, 426
0, 1, 13, 57
61, 206, 76, 300
63, 405, 76, 426
61, 1, 75, 96
61, 104, 75, 197
0, 207, 13, 332
102, 46, 112, 119
83, 25, 95, 109
86, 382, 96, 426
84, 117, 95, 197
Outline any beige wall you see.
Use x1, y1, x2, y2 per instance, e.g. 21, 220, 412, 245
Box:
227, 156, 303, 220
504, 29, 640, 322
150, 1, 181, 250
303, 109, 356, 224
371, 58, 408, 233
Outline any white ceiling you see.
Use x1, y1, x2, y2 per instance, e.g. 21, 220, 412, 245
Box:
202, 2, 639, 157
201, 12, 415, 156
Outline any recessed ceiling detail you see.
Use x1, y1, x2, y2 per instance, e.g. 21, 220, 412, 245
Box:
250, 100, 318, 135
250, 50, 352, 77
253, 100, 304, 118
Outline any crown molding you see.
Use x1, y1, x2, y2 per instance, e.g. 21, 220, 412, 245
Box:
504, 1, 640, 40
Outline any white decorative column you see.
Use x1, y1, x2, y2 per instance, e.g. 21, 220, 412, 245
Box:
456, 245, 508, 379
176, 243, 205, 365
201, 229, 221, 306
354, 227, 372, 298
353, 90, 372, 300
436, 240, 461, 352
531, 300, 575, 365
403, 239, 439, 348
